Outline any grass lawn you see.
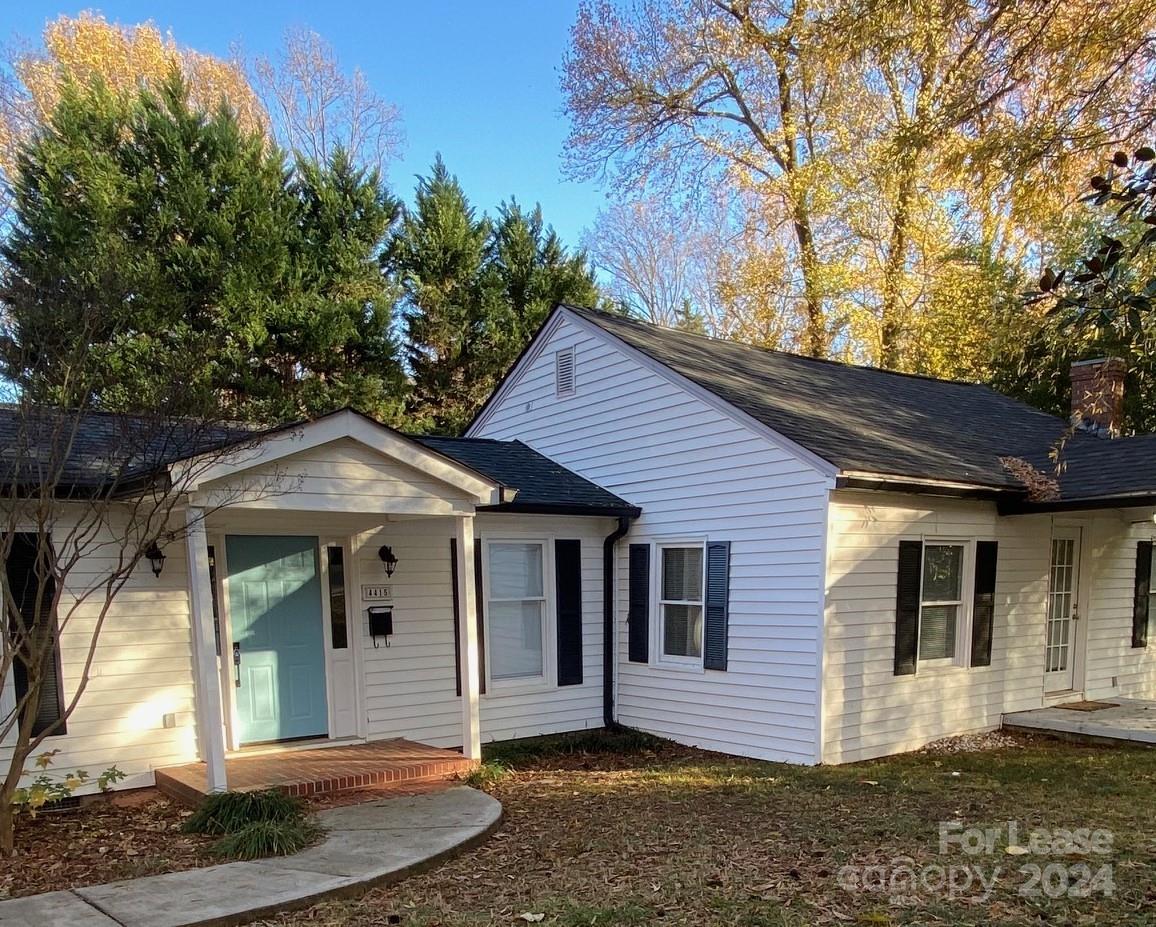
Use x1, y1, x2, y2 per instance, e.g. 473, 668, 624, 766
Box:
255, 730, 1156, 926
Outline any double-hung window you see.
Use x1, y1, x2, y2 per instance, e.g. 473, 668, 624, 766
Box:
919, 543, 965, 663
659, 544, 704, 662
487, 541, 547, 682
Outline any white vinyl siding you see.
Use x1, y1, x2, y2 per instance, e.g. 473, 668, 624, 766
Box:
200, 437, 477, 516
356, 513, 612, 747
470, 311, 833, 764
823, 493, 1156, 763
0, 506, 200, 791
1082, 515, 1156, 700
823, 492, 1051, 764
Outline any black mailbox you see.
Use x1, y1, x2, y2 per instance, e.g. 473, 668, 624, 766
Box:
368, 605, 394, 647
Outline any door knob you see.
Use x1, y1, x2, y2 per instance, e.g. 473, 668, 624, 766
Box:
232, 642, 242, 687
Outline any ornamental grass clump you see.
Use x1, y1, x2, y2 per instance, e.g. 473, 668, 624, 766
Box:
181, 788, 320, 859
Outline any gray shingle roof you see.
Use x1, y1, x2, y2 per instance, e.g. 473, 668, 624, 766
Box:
566, 305, 1156, 505
1025, 434, 1156, 504
0, 405, 252, 492
415, 436, 639, 516
0, 405, 638, 515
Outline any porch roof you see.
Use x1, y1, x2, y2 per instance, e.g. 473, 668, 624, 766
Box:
415, 436, 640, 517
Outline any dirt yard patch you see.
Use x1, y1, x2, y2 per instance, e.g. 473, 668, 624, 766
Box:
252, 729, 1156, 927
0, 790, 214, 898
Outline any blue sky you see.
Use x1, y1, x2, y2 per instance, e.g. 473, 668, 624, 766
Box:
3, 1, 605, 246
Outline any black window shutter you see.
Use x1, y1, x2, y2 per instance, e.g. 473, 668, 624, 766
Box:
1133, 540, 1152, 649
474, 544, 486, 694
703, 541, 731, 671
8, 534, 66, 736
970, 541, 999, 667
555, 539, 583, 686
627, 544, 650, 663
894, 540, 922, 676
450, 539, 462, 696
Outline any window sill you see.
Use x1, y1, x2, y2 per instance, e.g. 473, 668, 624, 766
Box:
484, 677, 554, 697
653, 658, 705, 674
916, 660, 968, 674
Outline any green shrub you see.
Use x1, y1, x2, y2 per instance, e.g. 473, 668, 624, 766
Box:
211, 818, 321, 860
181, 789, 305, 836
462, 760, 512, 789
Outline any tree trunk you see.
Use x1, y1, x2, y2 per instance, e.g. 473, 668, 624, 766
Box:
792, 204, 827, 358
0, 793, 14, 857
0, 728, 30, 858
880, 162, 917, 370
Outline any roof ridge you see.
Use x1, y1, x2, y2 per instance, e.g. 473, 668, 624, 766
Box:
562, 303, 1051, 402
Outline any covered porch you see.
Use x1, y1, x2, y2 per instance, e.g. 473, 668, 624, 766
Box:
1003, 698, 1156, 746
178, 410, 495, 794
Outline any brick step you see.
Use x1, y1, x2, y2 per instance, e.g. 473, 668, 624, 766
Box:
155, 738, 476, 805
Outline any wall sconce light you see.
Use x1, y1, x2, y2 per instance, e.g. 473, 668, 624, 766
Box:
378, 545, 398, 577
145, 541, 167, 578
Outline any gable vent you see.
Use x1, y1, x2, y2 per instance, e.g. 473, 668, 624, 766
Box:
555, 348, 576, 397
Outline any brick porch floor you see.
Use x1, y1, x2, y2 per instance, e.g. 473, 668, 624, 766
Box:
155, 738, 475, 805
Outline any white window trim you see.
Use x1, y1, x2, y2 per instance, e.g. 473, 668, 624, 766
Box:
652, 539, 707, 671
481, 537, 556, 693
916, 537, 975, 670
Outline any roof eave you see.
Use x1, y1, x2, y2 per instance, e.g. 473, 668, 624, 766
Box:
835, 472, 1015, 502
479, 501, 642, 518
999, 491, 1156, 515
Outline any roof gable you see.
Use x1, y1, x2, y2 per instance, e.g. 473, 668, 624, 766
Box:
468, 306, 838, 480
179, 408, 503, 504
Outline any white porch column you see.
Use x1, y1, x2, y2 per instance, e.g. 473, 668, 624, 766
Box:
185, 506, 228, 792
454, 514, 482, 760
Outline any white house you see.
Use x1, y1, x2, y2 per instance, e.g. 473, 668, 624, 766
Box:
5, 304, 1156, 794
469, 305, 1156, 764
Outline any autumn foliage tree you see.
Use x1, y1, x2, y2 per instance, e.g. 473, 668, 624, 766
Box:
1, 76, 405, 423
0, 12, 261, 220
996, 145, 1156, 433
563, 0, 1156, 370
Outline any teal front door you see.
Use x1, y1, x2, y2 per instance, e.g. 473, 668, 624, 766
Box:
227, 535, 329, 744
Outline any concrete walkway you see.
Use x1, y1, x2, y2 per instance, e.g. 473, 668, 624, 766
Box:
1, 786, 502, 927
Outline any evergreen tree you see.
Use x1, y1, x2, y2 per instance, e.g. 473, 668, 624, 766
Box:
0, 75, 405, 422
389, 157, 495, 433
271, 149, 406, 422
487, 199, 598, 377
389, 159, 598, 434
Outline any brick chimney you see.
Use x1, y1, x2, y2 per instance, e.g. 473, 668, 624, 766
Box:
1070, 357, 1126, 436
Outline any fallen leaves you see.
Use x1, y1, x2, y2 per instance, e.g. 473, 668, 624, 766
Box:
0, 792, 214, 899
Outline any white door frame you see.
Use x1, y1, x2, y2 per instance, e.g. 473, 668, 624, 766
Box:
212, 531, 366, 753
1044, 524, 1088, 696
318, 534, 365, 740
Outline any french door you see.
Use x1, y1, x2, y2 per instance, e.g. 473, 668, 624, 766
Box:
1044, 530, 1081, 693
